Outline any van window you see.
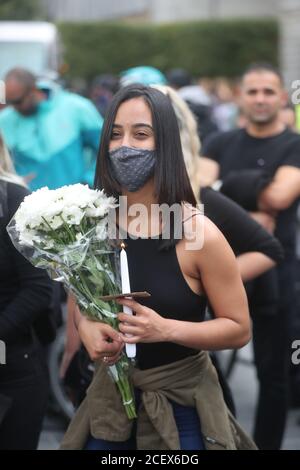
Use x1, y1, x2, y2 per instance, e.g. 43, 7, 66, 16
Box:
0, 42, 48, 79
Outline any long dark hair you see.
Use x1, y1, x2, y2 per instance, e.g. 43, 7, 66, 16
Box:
94, 84, 196, 207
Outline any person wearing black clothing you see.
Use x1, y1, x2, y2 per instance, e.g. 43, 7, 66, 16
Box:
201, 186, 283, 269
62, 85, 254, 451
60, 81, 284, 438
203, 127, 300, 259
0, 178, 53, 450
201, 63, 300, 449
60, 186, 284, 416
150, 83, 285, 422
202, 186, 284, 415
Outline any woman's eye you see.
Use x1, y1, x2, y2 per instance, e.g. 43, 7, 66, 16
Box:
111, 132, 121, 139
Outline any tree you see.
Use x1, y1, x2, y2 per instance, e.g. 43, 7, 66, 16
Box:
0, 0, 43, 20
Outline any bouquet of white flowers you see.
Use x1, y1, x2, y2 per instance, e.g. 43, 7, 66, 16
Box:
7, 184, 136, 419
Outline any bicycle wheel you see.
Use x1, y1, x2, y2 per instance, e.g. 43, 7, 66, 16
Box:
48, 326, 75, 420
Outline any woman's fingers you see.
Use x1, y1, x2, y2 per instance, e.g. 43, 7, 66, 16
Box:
78, 317, 124, 361
120, 334, 140, 344
117, 298, 144, 314
118, 312, 141, 325
95, 322, 123, 342
102, 351, 122, 366
118, 322, 140, 335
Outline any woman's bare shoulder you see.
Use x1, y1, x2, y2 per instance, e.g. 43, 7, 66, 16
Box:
182, 203, 225, 253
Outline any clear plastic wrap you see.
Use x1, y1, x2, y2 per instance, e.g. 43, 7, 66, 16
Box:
7, 185, 136, 419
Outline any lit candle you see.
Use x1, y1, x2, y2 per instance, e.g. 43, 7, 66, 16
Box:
120, 242, 136, 358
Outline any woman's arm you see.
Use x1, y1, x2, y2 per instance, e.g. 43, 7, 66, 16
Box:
118, 217, 251, 351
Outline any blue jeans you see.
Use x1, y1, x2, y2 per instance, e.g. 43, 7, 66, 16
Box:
84, 393, 205, 450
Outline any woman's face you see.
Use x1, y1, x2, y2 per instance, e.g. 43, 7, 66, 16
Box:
109, 97, 155, 151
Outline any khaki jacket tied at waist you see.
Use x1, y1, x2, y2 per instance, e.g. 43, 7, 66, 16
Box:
60, 351, 256, 450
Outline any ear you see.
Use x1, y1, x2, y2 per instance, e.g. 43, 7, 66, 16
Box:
235, 84, 243, 107
280, 89, 289, 108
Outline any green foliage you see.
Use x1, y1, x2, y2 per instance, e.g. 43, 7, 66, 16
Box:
0, 0, 42, 20
58, 19, 279, 80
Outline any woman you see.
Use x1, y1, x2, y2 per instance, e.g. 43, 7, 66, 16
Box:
0, 134, 52, 449
61, 85, 254, 450
60, 86, 283, 414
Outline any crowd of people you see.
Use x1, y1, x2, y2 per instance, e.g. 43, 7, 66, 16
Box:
0, 62, 300, 450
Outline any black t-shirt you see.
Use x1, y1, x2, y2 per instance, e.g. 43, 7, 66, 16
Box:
202, 128, 300, 256
200, 186, 283, 263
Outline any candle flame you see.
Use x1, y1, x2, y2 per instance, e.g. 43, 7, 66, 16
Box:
120, 242, 126, 250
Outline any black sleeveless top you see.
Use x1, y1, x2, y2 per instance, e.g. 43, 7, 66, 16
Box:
125, 236, 207, 370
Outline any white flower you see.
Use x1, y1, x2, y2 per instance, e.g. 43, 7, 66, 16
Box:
62, 206, 85, 225
48, 215, 64, 230
55, 184, 99, 210
75, 232, 83, 241
12, 184, 118, 248
95, 218, 108, 241
19, 229, 41, 246
42, 239, 55, 249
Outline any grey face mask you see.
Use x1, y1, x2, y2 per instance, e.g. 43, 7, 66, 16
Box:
108, 146, 156, 192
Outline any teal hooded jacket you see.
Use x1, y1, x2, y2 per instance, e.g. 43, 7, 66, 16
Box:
0, 84, 103, 190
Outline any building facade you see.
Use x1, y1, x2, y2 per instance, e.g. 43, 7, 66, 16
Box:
279, 0, 300, 90
42, 0, 279, 22
41, 0, 148, 21
40, 0, 300, 89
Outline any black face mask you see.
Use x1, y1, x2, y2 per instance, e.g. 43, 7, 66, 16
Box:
108, 146, 156, 192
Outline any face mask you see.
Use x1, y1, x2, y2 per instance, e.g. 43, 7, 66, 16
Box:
108, 146, 156, 192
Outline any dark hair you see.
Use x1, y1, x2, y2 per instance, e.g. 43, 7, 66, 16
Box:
94, 84, 196, 207
5, 67, 36, 91
166, 68, 192, 89
241, 62, 283, 85
91, 74, 119, 94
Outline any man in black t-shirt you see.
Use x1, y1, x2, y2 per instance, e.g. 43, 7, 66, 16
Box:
201, 63, 300, 450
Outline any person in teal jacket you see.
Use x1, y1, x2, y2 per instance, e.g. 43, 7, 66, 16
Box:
0, 68, 103, 190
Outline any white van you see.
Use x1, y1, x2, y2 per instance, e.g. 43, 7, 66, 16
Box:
0, 21, 59, 79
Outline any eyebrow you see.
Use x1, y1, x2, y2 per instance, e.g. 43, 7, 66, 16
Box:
112, 123, 153, 130
246, 87, 276, 93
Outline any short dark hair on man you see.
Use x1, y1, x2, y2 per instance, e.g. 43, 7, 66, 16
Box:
5, 68, 36, 91
241, 62, 283, 85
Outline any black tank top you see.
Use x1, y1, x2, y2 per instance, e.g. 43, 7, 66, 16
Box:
125, 236, 207, 370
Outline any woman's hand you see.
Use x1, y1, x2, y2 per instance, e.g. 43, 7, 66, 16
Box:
117, 298, 168, 343
77, 316, 124, 366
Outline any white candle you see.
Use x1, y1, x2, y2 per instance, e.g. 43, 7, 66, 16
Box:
120, 243, 136, 358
